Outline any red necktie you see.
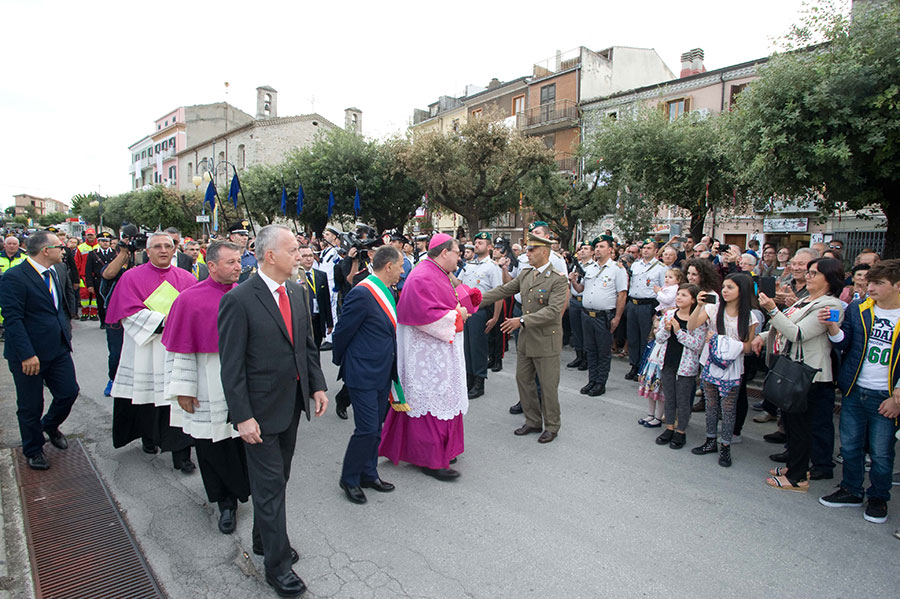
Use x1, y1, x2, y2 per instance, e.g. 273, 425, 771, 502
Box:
275, 286, 293, 344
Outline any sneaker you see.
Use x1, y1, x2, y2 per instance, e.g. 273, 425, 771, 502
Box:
835, 453, 844, 464
819, 487, 864, 508
730, 435, 743, 445
753, 412, 777, 423
864, 498, 888, 524
893, 471, 900, 487
751, 401, 765, 411
893, 529, 900, 541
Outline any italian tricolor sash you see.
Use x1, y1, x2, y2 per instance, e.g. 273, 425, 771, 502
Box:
358, 275, 409, 412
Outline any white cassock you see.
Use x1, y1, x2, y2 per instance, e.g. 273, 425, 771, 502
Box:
111, 308, 168, 406
163, 352, 239, 443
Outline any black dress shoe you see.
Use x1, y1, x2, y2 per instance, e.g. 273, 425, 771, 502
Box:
624, 366, 638, 380
537, 430, 557, 444
142, 441, 159, 454
577, 362, 588, 371
580, 382, 593, 395
769, 450, 789, 463
809, 469, 834, 480
27, 453, 49, 470
467, 378, 485, 399
514, 424, 542, 436
360, 478, 395, 492
764, 431, 787, 444
587, 385, 606, 397
339, 482, 367, 504
509, 402, 523, 414
218, 508, 236, 534
421, 467, 460, 481
336, 407, 348, 420
491, 359, 502, 372
319, 341, 333, 351
265, 569, 307, 597
175, 459, 196, 474
45, 429, 68, 450
253, 545, 300, 565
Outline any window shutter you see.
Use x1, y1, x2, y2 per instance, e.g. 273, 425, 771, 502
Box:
684, 96, 692, 114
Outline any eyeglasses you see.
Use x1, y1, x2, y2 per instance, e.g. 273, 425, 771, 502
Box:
148, 244, 174, 250
829, 245, 841, 249
805, 270, 820, 278
44, 245, 66, 250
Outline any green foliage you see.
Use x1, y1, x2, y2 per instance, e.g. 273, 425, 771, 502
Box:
3, 206, 14, 217
725, 1, 900, 256
37, 211, 71, 227
397, 116, 553, 235
69, 187, 203, 235
584, 105, 741, 240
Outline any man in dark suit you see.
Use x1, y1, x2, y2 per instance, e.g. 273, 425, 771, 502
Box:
0, 231, 80, 470
52, 259, 78, 325
298, 245, 332, 348
332, 245, 403, 505
85, 232, 117, 327
218, 225, 328, 598
183, 240, 210, 281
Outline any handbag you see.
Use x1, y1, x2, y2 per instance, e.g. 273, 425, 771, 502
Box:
763, 327, 820, 413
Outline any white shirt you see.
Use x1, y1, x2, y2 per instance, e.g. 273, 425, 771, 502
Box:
26, 257, 59, 309
257, 268, 286, 306
459, 256, 503, 294
856, 305, 900, 391
629, 258, 666, 298
581, 259, 627, 311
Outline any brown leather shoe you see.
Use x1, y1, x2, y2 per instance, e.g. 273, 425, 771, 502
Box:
514, 425, 542, 436
537, 431, 557, 444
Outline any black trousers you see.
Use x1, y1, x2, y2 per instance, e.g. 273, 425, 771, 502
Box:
463, 308, 490, 379
583, 309, 615, 386
784, 382, 835, 481
93, 283, 107, 325
340, 384, 390, 486
9, 351, 80, 458
568, 299, 585, 352
106, 323, 124, 381
626, 301, 656, 368
195, 436, 251, 506
247, 401, 302, 576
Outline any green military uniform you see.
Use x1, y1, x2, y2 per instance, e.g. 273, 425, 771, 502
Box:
480, 234, 568, 435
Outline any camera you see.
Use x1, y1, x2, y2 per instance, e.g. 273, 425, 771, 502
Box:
120, 223, 147, 253
339, 231, 379, 258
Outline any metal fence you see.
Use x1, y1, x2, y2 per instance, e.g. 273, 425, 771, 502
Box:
833, 230, 885, 260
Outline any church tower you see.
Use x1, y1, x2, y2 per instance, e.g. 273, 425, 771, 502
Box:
256, 86, 278, 119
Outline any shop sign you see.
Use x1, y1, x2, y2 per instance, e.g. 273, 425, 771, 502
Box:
763, 218, 808, 233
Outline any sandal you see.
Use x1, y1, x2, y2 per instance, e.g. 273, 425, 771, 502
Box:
769, 467, 810, 478
765, 475, 809, 493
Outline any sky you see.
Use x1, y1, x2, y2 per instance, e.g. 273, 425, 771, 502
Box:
0, 0, 814, 211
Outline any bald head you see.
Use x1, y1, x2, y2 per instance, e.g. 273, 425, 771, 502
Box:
4, 236, 20, 256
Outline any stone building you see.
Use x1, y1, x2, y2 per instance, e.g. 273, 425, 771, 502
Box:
12, 194, 69, 216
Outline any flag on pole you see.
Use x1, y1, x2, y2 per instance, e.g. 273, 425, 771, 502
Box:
354, 188, 361, 216
297, 184, 304, 214
229, 173, 240, 208
204, 181, 216, 210
280, 185, 287, 214
327, 190, 335, 218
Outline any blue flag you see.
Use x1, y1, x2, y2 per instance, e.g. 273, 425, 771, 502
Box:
204, 181, 216, 210
297, 184, 304, 214
327, 190, 335, 218
280, 185, 287, 215
229, 173, 240, 208
354, 188, 361, 216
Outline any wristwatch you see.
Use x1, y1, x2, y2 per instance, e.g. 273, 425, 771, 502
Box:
519, 317, 525, 327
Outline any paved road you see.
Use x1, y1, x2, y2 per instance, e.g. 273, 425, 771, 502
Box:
1, 319, 897, 599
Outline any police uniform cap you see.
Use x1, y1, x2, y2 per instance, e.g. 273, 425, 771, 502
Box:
528, 221, 549, 232
228, 221, 250, 235
325, 224, 343, 236
98, 232, 113, 240
45, 226, 60, 233
390, 233, 409, 245
474, 232, 492, 242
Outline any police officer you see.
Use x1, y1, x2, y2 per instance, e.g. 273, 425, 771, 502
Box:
625, 239, 666, 380
570, 236, 627, 396
566, 241, 594, 370
459, 232, 503, 399
228, 221, 256, 283
388, 233, 413, 292
85, 232, 117, 328
480, 233, 568, 443
318, 224, 344, 350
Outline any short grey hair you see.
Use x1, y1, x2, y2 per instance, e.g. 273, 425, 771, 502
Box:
164, 227, 181, 236
795, 248, 820, 261
147, 232, 175, 247
206, 240, 241, 264
25, 231, 54, 256
741, 253, 758, 266
254, 224, 291, 259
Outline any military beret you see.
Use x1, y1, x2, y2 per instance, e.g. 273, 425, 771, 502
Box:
528, 221, 549, 232
474, 232, 492, 241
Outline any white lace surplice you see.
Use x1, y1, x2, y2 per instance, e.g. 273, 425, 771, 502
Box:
163, 352, 239, 442
110, 308, 168, 406
397, 309, 468, 420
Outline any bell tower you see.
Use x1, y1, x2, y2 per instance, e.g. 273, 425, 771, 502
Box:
256, 86, 278, 119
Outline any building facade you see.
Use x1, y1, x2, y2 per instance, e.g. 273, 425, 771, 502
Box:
13, 194, 69, 216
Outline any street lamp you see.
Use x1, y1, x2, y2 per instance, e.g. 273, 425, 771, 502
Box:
88, 194, 104, 230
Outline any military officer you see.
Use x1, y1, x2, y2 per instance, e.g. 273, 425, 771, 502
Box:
459, 232, 504, 399
566, 240, 594, 371
570, 236, 627, 397
625, 239, 666, 380
228, 221, 256, 283
480, 233, 568, 443
85, 232, 117, 328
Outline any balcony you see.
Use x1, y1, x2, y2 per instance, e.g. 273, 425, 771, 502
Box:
129, 156, 153, 174
516, 100, 579, 134
556, 154, 578, 174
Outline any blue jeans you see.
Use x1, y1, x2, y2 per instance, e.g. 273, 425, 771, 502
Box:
839, 386, 900, 501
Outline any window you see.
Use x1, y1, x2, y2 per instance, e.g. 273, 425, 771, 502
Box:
187, 162, 192, 176
200, 158, 208, 173
471, 108, 483, 119
729, 83, 749, 109
155, 143, 160, 153
237, 144, 246, 169
512, 95, 525, 116
141, 150, 146, 159
168, 166, 176, 181
148, 147, 153, 157
162, 140, 168, 150
164, 120, 168, 127
665, 97, 691, 121
451, 119, 460, 132
157, 124, 161, 130
542, 134, 555, 150
540, 84, 556, 106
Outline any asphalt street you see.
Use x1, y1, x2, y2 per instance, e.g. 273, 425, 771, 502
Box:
1, 319, 897, 599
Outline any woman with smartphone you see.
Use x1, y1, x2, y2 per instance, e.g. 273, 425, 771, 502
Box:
751, 258, 845, 491
683, 259, 722, 412
688, 273, 758, 467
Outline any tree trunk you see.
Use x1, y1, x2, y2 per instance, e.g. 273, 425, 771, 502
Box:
689, 209, 706, 242
464, 214, 481, 238
883, 196, 900, 260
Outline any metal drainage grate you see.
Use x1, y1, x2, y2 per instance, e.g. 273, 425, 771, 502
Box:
14, 439, 164, 599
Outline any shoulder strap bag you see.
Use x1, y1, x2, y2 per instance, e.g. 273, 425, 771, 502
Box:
763, 324, 820, 413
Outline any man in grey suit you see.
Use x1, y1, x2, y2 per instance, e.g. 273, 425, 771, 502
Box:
218, 225, 328, 598
183, 240, 209, 281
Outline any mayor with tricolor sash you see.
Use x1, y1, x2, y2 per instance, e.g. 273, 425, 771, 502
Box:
332, 245, 406, 505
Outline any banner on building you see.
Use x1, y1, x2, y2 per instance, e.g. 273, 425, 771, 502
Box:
763, 218, 808, 233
